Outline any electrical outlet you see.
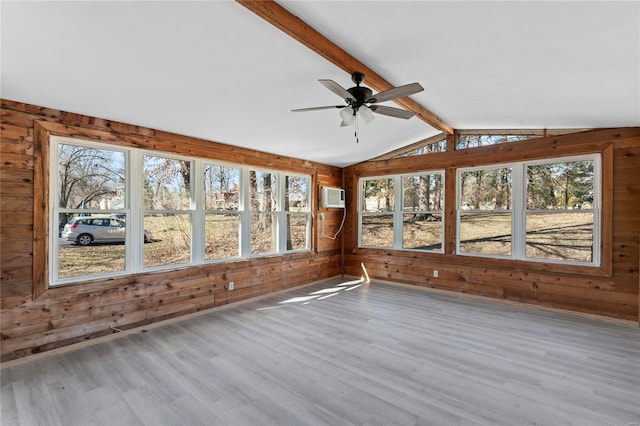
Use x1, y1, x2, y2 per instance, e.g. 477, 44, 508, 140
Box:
228, 281, 234, 291
433, 270, 438, 278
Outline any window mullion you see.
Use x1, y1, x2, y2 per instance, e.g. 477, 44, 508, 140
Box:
512, 164, 525, 260
129, 149, 142, 272
192, 159, 204, 264
394, 175, 403, 249
239, 166, 250, 257
278, 172, 286, 252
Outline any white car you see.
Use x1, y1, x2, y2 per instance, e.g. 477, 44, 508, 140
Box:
61, 216, 152, 246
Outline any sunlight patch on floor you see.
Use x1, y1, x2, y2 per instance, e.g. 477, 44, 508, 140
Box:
278, 295, 319, 304
257, 278, 365, 310
336, 279, 364, 287
310, 287, 343, 295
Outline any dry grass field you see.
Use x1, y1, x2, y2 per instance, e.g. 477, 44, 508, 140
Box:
361, 211, 593, 261
57, 214, 309, 279
58, 212, 593, 279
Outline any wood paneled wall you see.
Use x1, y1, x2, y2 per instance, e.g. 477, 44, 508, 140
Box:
1, 99, 637, 363
343, 128, 640, 322
0, 99, 343, 362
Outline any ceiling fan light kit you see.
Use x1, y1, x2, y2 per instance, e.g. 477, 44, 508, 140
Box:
339, 105, 375, 127
292, 72, 424, 142
339, 106, 356, 126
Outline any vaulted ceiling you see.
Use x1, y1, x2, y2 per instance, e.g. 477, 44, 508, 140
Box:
2, 1, 638, 167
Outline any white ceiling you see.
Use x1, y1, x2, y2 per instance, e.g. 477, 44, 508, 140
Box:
2, 1, 638, 167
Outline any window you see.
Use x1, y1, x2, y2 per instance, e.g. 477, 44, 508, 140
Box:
456, 134, 538, 149
249, 169, 278, 255
204, 163, 241, 260
359, 172, 444, 252
457, 154, 600, 265
458, 166, 513, 256
455, 130, 586, 150
285, 175, 310, 251
402, 173, 444, 251
53, 141, 127, 281
360, 177, 395, 248
395, 135, 447, 158
248, 170, 311, 255
525, 159, 596, 263
143, 154, 193, 268
49, 137, 312, 286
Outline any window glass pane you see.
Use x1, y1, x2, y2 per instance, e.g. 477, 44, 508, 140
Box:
402, 214, 442, 251
526, 212, 593, 262
57, 213, 126, 279
251, 213, 276, 255
460, 168, 512, 211
143, 155, 191, 210
51, 139, 315, 284
250, 170, 277, 212
144, 213, 191, 267
403, 174, 443, 212
459, 212, 512, 255
527, 161, 594, 210
287, 213, 309, 251
456, 134, 538, 149
57, 144, 126, 210
361, 214, 394, 248
395, 137, 446, 158
204, 164, 240, 211
363, 178, 394, 212
205, 213, 239, 260
286, 175, 309, 212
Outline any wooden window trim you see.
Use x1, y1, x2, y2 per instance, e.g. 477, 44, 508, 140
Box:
32, 120, 319, 299
351, 143, 614, 279
600, 144, 613, 276
33, 120, 137, 298
33, 121, 51, 299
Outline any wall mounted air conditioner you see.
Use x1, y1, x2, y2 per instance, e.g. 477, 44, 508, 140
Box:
321, 187, 345, 208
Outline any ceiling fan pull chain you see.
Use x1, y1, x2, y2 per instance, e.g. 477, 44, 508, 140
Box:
355, 113, 359, 143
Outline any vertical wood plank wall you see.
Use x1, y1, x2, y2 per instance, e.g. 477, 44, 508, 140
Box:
343, 129, 640, 321
1, 99, 638, 363
0, 100, 343, 362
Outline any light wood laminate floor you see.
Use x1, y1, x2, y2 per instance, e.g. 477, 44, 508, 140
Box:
2, 278, 639, 426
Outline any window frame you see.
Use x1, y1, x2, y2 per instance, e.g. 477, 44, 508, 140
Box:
454, 129, 588, 150
141, 150, 195, 271
358, 171, 445, 253
282, 172, 312, 253
43, 134, 313, 290
456, 154, 601, 266
50, 137, 132, 285
202, 161, 243, 263
456, 164, 515, 259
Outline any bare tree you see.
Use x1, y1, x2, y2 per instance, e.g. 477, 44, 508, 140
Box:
58, 145, 124, 209
143, 156, 191, 210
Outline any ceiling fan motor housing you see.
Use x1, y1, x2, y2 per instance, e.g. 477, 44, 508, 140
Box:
346, 86, 373, 110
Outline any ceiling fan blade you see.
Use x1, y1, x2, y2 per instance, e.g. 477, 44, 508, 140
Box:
366, 82, 424, 103
369, 105, 415, 119
291, 105, 345, 112
319, 79, 356, 102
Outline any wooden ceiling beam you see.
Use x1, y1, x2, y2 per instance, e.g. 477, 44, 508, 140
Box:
236, 0, 454, 135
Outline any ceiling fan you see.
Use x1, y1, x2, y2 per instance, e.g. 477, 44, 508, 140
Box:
292, 72, 424, 141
